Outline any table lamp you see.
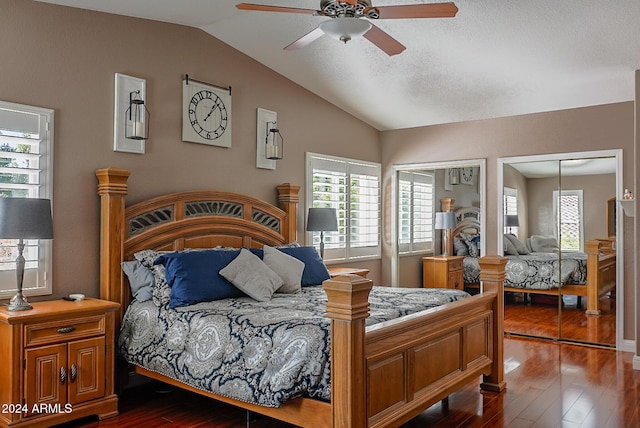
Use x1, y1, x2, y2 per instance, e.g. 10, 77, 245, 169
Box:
0, 198, 53, 311
306, 207, 338, 258
435, 211, 457, 257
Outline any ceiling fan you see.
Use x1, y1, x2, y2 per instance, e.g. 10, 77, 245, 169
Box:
236, 0, 458, 56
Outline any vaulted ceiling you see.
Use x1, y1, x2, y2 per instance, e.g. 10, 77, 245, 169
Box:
36, 0, 640, 131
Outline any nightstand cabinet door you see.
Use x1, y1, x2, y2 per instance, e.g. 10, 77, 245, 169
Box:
68, 336, 106, 404
449, 267, 464, 291
25, 343, 68, 408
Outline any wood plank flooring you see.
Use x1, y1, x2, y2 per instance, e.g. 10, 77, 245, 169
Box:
504, 293, 616, 346
56, 337, 640, 428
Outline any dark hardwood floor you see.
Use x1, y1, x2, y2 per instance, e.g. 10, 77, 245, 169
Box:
57, 336, 640, 428
504, 293, 616, 346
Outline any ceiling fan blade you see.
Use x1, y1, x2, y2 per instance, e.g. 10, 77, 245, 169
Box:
363, 24, 406, 56
236, 3, 317, 15
368, 2, 458, 19
284, 27, 324, 51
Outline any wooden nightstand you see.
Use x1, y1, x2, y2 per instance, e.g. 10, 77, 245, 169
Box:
328, 267, 370, 279
0, 298, 120, 427
422, 256, 464, 290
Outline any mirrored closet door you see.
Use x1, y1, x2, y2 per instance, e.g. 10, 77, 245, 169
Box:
391, 160, 485, 290
500, 153, 619, 347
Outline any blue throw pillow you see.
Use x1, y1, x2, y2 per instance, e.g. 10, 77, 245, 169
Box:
278, 246, 330, 286
154, 249, 244, 308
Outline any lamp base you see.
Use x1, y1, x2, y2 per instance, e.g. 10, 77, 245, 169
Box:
7, 292, 32, 311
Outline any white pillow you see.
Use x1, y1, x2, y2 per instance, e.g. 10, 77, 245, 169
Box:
220, 249, 283, 301
263, 245, 304, 293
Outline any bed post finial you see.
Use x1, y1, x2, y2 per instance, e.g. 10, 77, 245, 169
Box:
478, 255, 507, 393
96, 168, 130, 325
323, 274, 373, 428
277, 183, 300, 243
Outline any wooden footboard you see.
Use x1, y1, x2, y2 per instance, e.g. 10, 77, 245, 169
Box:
584, 238, 616, 315
325, 256, 506, 428
97, 168, 507, 428
498, 239, 616, 316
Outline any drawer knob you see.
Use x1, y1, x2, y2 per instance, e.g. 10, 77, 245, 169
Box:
60, 366, 66, 384
57, 326, 75, 334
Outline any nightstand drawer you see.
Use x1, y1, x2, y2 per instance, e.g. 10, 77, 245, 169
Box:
24, 314, 106, 347
448, 259, 463, 272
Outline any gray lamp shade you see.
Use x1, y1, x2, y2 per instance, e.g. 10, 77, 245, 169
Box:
0, 198, 53, 239
306, 208, 338, 232
434, 212, 457, 230
504, 215, 520, 228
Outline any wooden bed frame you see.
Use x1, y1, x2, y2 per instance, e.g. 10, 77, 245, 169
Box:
451, 207, 616, 316
97, 167, 507, 428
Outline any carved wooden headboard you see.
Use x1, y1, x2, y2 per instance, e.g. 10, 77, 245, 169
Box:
452, 206, 481, 237
96, 167, 300, 326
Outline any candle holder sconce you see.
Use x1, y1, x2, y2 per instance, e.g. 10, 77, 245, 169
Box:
256, 108, 283, 170
113, 73, 148, 154
125, 90, 150, 141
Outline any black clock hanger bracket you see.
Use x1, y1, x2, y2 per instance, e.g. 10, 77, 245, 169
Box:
184, 74, 231, 96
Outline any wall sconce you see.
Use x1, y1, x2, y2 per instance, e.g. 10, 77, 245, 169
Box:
256, 108, 282, 170
124, 90, 149, 140
114, 73, 147, 154
265, 121, 284, 160
449, 168, 460, 185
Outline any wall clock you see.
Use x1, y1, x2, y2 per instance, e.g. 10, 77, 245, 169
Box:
182, 76, 232, 147
460, 167, 474, 184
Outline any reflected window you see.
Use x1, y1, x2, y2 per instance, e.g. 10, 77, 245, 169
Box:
504, 187, 519, 237
398, 171, 434, 254
553, 189, 584, 251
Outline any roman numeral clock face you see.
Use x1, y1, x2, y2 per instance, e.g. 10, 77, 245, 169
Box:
182, 79, 232, 147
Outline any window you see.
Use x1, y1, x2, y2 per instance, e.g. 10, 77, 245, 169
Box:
306, 153, 381, 261
503, 187, 519, 237
0, 101, 53, 298
398, 171, 434, 254
553, 189, 583, 251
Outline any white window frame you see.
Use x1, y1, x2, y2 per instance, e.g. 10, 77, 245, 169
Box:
398, 170, 435, 254
553, 189, 584, 252
306, 152, 381, 262
0, 101, 54, 298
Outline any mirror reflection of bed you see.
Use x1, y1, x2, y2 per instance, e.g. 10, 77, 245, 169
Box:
494, 154, 619, 347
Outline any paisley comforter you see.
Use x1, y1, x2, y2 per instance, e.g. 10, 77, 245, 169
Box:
463, 252, 587, 290
118, 285, 469, 407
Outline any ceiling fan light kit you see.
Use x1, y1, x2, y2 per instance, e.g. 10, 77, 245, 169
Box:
236, 1, 458, 56
319, 17, 372, 43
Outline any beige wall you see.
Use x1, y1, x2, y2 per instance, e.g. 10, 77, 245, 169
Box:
525, 174, 615, 240
3, 1, 636, 346
0, 0, 381, 300
381, 103, 635, 341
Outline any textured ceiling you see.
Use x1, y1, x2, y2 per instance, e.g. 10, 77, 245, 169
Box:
35, 0, 640, 131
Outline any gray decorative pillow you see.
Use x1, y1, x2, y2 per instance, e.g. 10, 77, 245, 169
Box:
121, 261, 154, 302
263, 245, 304, 293
503, 235, 518, 256
220, 249, 283, 301
529, 235, 559, 253
453, 238, 469, 256
505, 234, 530, 255
134, 249, 172, 307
